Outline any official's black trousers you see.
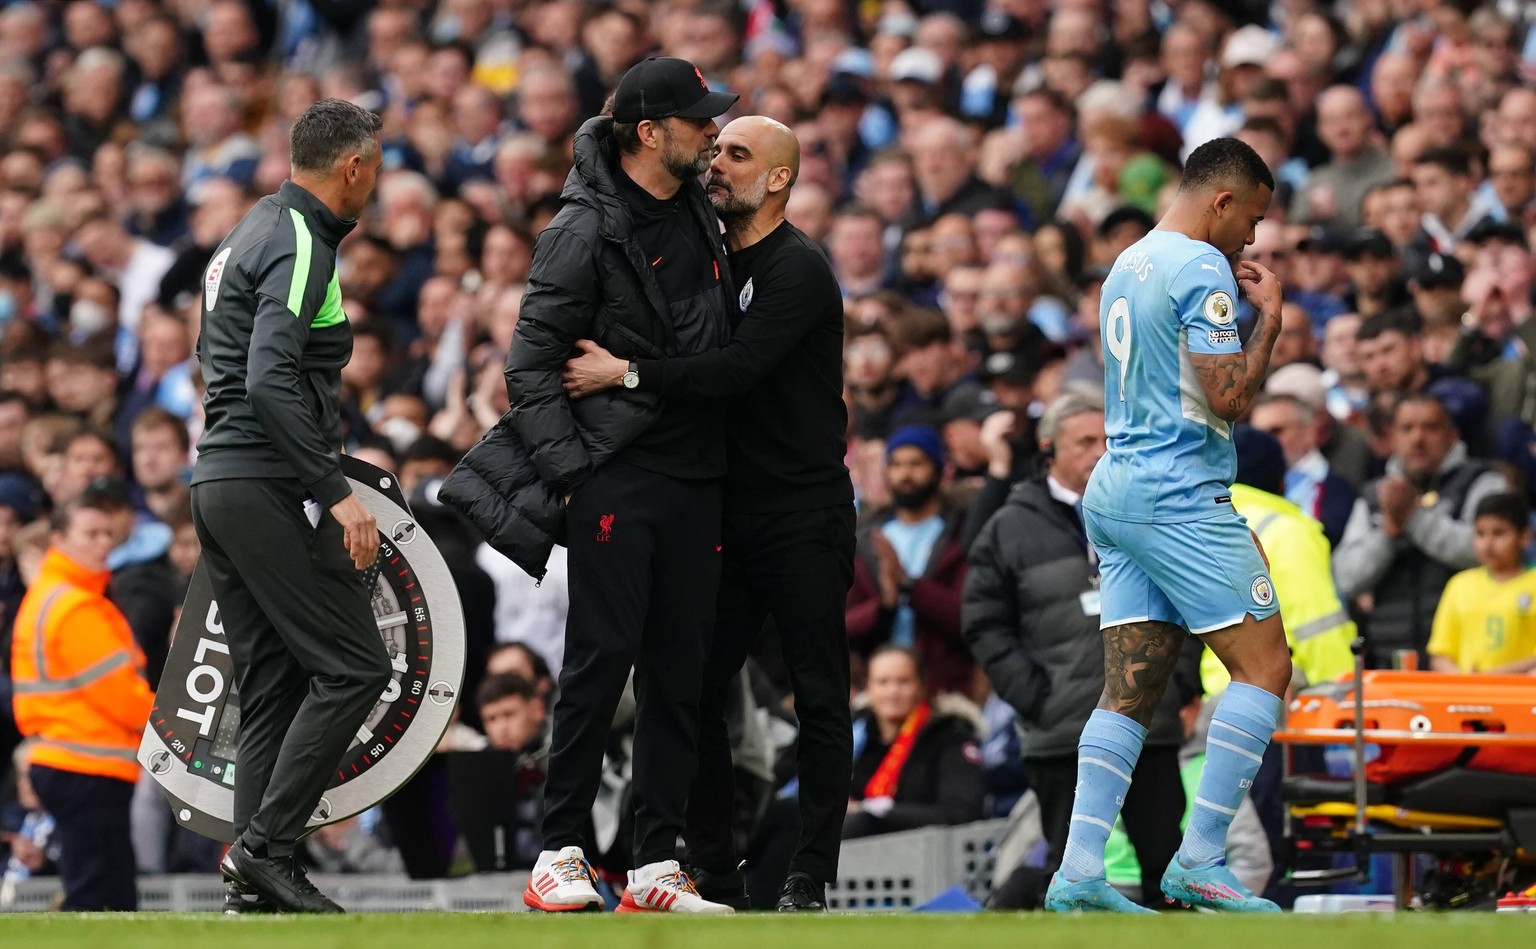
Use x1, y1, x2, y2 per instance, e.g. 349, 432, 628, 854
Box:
29, 765, 137, 911
684, 504, 856, 885
1028, 745, 1185, 907
191, 478, 390, 859
542, 461, 722, 867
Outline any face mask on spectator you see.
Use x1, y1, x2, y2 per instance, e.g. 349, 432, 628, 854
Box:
378, 416, 422, 454
0, 291, 13, 328
69, 300, 112, 337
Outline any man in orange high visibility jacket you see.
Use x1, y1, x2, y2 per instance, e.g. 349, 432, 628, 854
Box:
11, 485, 152, 911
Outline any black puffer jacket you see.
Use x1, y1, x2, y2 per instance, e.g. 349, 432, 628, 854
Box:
441, 116, 733, 580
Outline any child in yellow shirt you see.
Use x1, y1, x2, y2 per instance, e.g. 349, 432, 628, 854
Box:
1428, 493, 1536, 674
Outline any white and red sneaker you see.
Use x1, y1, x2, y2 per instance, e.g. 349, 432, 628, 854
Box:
524, 846, 603, 912
617, 860, 735, 914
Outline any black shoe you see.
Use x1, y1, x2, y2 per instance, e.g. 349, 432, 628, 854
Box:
223, 881, 277, 915
776, 872, 826, 912
221, 844, 344, 914
684, 864, 750, 911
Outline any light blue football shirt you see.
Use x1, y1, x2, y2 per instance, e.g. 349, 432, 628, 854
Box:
1083, 229, 1244, 524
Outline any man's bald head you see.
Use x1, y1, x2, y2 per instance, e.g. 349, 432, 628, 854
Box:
707, 114, 802, 221
720, 115, 800, 184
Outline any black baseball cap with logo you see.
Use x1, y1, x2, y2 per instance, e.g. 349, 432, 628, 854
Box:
612, 57, 739, 123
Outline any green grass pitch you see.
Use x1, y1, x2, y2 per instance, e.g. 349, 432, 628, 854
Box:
1, 912, 1529, 949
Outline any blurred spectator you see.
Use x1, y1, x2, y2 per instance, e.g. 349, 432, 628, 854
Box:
1449, 224, 1536, 425
1289, 227, 1349, 326
479, 672, 548, 756
828, 205, 889, 297
1486, 143, 1536, 228
905, 117, 1012, 229
1428, 493, 1536, 674
1362, 178, 1422, 249
1292, 86, 1396, 228
977, 260, 1051, 357
1342, 229, 1409, 318
889, 308, 968, 422
843, 645, 985, 839
1409, 146, 1497, 255
73, 212, 175, 367
1249, 393, 1358, 548
129, 408, 190, 523
845, 323, 900, 441
123, 146, 189, 248
1005, 87, 1081, 226
1269, 302, 1319, 371
847, 426, 972, 698
1265, 362, 1375, 491
178, 83, 260, 190
1336, 394, 1509, 668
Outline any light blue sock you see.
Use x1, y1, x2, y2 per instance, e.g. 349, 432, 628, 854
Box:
1060, 709, 1147, 883
1177, 682, 1282, 870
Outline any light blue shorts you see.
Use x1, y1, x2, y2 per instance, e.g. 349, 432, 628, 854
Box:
1085, 506, 1279, 635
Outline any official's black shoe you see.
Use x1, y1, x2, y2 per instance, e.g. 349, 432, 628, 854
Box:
221, 844, 344, 914
776, 872, 826, 912
683, 864, 750, 911
223, 881, 276, 915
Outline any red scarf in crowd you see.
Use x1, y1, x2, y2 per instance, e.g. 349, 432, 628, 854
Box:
863, 701, 931, 800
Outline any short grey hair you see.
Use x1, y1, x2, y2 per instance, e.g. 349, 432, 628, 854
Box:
1038, 383, 1105, 444
289, 98, 383, 176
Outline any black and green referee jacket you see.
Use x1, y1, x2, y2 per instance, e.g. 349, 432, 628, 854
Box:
191, 180, 358, 508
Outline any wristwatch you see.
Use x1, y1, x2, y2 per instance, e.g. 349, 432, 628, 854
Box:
622, 361, 639, 389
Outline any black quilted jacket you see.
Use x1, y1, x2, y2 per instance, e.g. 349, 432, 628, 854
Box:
440, 116, 733, 580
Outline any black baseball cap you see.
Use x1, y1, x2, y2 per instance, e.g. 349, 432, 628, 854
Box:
1406, 250, 1465, 289
1297, 225, 1348, 255
612, 57, 739, 123
1465, 219, 1529, 250
1344, 228, 1394, 260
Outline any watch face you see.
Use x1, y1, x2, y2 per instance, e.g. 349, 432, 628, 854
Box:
140, 457, 465, 843
623, 371, 639, 388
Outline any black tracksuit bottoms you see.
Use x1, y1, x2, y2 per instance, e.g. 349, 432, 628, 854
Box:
542, 461, 722, 867
1029, 745, 1185, 906
684, 504, 857, 885
29, 766, 137, 911
190, 478, 391, 859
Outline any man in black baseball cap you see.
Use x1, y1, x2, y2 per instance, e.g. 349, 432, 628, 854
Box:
612, 56, 740, 123
442, 56, 741, 914
1343, 227, 1409, 317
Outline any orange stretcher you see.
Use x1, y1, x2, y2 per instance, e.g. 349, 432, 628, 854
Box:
1273, 665, 1536, 909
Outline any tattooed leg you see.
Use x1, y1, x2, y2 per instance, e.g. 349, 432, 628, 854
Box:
1097, 620, 1187, 728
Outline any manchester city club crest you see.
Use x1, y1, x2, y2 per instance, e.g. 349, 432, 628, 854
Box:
1250, 575, 1274, 607
739, 277, 754, 312
140, 456, 465, 842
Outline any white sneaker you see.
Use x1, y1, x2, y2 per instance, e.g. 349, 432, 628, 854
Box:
617, 860, 735, 914
525, 846, 603, 912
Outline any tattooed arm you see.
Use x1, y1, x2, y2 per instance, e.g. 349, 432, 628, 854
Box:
1189, 260, 1283, 422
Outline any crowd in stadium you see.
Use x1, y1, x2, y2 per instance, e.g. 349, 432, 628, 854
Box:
2, 0, 1536, 913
